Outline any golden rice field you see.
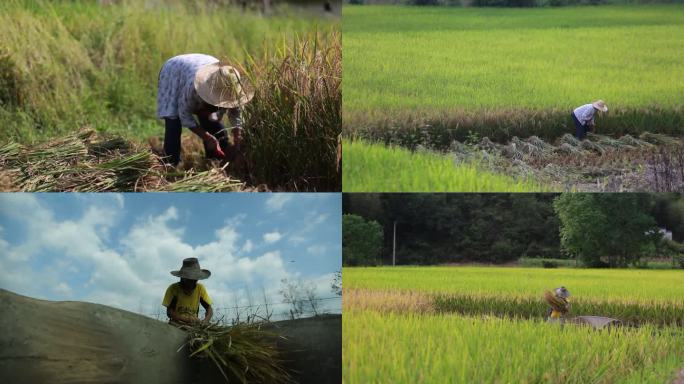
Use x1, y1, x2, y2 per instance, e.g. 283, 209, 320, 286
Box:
343, 266, 684, 383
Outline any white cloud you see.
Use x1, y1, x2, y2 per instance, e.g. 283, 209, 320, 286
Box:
265, 194, 293, 212
54, 282, 72, 296
307, 245, 327, 256
287, 211, 330, 246
241, 239, 254, 253
263, 231, 282, 244
224, 213, 246, 227
112, 193, 124, 209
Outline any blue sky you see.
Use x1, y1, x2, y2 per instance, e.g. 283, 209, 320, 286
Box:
0, 193, 341, 320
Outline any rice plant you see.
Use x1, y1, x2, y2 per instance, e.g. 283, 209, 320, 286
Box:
343, 5, 684, 141
343, 266, 684, 382
343, 311, 684, 384
344, 267, 684, 307
0, 0, 340, 191
342, 140, 547, 192
179, 321, 292, 384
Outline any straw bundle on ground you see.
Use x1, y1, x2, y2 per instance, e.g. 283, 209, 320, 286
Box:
617, 134, 650, 148
640, 132, 680, 146
580, 140, 606, 155
0, 129, 245, 192
544, 291, 569, 313
179, 322, 292, 384
560, 133, 581, 147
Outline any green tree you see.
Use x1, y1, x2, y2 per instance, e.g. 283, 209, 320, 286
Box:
554, 194, 658, 267
343, 214, 383, 266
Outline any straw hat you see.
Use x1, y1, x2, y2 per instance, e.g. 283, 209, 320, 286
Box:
592, 100, 608, 112
170, 258, 211, 280
194, 63, 254, 108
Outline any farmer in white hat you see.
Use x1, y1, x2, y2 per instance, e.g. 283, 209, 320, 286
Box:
157, 54, 254, 166
162, 258, 214, 325
572, 100, 608, 140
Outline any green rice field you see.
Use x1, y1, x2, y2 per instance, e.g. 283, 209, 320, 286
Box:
343, 266, 684, 383
343, 5, 684, 139
342, 5, 684, 192
342, 140, 545, 192
343, 311, 684, 384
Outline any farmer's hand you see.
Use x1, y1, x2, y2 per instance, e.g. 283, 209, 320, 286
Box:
231, 128, 242, 149
183, 314, 201, 324
203, 133, 226, 159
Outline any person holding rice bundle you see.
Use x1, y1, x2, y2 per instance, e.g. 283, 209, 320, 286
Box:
572, 100, 608, 140
545, 286, 571, 323
163, 258, 214, 325
157, 54, 254, 166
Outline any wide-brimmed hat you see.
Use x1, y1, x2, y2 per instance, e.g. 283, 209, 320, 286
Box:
194, 63, 254, 108
170, 258, 211, 280
592, 100, 608, 112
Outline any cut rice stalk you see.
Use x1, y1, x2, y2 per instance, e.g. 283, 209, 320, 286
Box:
544, 290, 569, 313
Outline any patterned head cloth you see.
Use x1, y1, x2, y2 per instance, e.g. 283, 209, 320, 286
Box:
555, 286, 571, 299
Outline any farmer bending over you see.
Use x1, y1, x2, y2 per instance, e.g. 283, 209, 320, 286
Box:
163, 258, 213, 325
157, 54, 254, 166
546, 286, 571, 323
572, 100, 608, 140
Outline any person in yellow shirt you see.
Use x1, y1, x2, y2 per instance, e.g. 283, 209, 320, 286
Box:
163, 258, 214, 325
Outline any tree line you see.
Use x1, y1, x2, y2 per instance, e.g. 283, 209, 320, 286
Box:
342, 194, 684, 268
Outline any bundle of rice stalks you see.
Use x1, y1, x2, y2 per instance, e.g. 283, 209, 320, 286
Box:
477, 137, 499, 152
560, 133, 581, 147
526, 136, 555, 154
639, 132, 681, 146
0, 129, 245, 191
553, 143, 583, 156
511, 136, 544, 158
179, 322, 292, 384
501, 143, 524, 161
587, 133, 627, 149
544, 291, 569, 313
580, 140, 606, 155
617, 134, 651, 148
162, 166, 245, 192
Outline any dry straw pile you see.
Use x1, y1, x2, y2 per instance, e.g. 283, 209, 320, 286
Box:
179, 321, 292, 384
0, 129, 245, 192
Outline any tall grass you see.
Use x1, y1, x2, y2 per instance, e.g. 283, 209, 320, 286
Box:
242, 30, 341, 191
343, 311, 684, 384
0, 0, 340, 190
342, 5, 684, 141
342, 140, 546, 192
